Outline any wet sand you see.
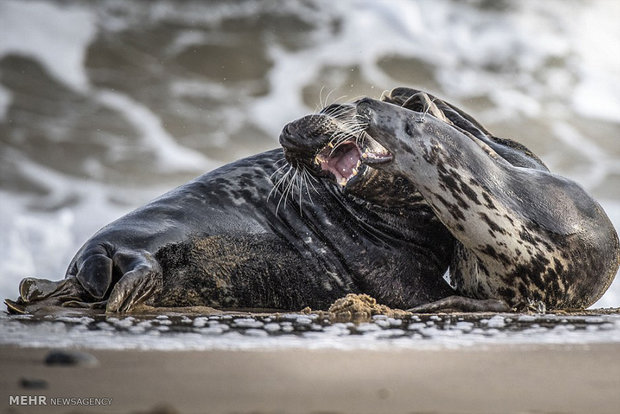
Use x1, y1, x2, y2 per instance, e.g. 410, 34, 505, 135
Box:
2, 343, 620, 414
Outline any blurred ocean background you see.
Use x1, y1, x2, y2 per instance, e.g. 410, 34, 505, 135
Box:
0, 0, 619, 307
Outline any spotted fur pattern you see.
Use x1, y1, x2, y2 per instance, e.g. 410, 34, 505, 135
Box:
358, 91, 620, 310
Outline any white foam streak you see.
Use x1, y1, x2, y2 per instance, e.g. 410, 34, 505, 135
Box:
551, 122, 612, 191
0, 194, 74, 297
573, 77, 620, 123
0, 0, 96, 92
94, 90, 214, 172
249, 46, 320, 136
570, 2, 620, 122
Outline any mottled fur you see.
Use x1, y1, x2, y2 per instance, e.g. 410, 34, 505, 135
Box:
155, 234, 346, 310
358, 91, 620, 310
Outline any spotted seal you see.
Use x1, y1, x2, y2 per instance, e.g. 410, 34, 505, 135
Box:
355, 89, 620, 311
7, 90, 458, 313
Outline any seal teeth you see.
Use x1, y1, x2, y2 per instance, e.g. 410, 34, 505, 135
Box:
363, 148, 391, 159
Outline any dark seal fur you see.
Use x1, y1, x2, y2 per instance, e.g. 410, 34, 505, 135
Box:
7, 109, 457, 313
356, 89, 620, 311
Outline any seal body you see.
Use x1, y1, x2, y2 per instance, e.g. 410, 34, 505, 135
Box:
11, 145, 456, 312
356, 91, 620, 310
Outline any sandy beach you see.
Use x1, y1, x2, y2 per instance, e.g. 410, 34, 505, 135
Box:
2, 343, 619, 414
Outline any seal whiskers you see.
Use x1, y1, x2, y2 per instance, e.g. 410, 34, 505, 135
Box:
268, 161, 318, 215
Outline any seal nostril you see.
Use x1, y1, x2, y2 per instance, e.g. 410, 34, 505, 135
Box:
280, 123, 298, 145
279, 126, 291, 146
284, 123, 294, 136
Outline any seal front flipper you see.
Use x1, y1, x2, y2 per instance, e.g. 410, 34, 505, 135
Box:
5, 276, 90, 314
75, 252, 113, 300
106, 249, 163, 312
13, 277, 86, 306
19, 277, 75, 302
407, 296, 510, 313
6, 245, 153, 314
5, 298, 27, 314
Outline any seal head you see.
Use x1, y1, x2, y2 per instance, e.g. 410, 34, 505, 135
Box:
278, 103, 415, 207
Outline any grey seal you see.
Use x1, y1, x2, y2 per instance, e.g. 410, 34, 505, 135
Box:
356, 89, 620, 311
7, 91, 458, 313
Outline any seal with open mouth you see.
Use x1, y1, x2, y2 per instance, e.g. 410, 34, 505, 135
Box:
355, 89, 620, 311
6, 89, 458, 313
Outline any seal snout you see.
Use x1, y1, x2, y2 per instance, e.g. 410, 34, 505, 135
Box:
279, 103, 392, 188
355, 98, 384, 146
353, 98, 394, 167
279, 115, 335, 155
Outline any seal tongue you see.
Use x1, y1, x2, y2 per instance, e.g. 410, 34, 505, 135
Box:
329, 145, 360, 177
316, 142, 361, 186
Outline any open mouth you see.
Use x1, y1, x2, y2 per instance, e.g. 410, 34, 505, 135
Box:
314, 133, 392, 187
